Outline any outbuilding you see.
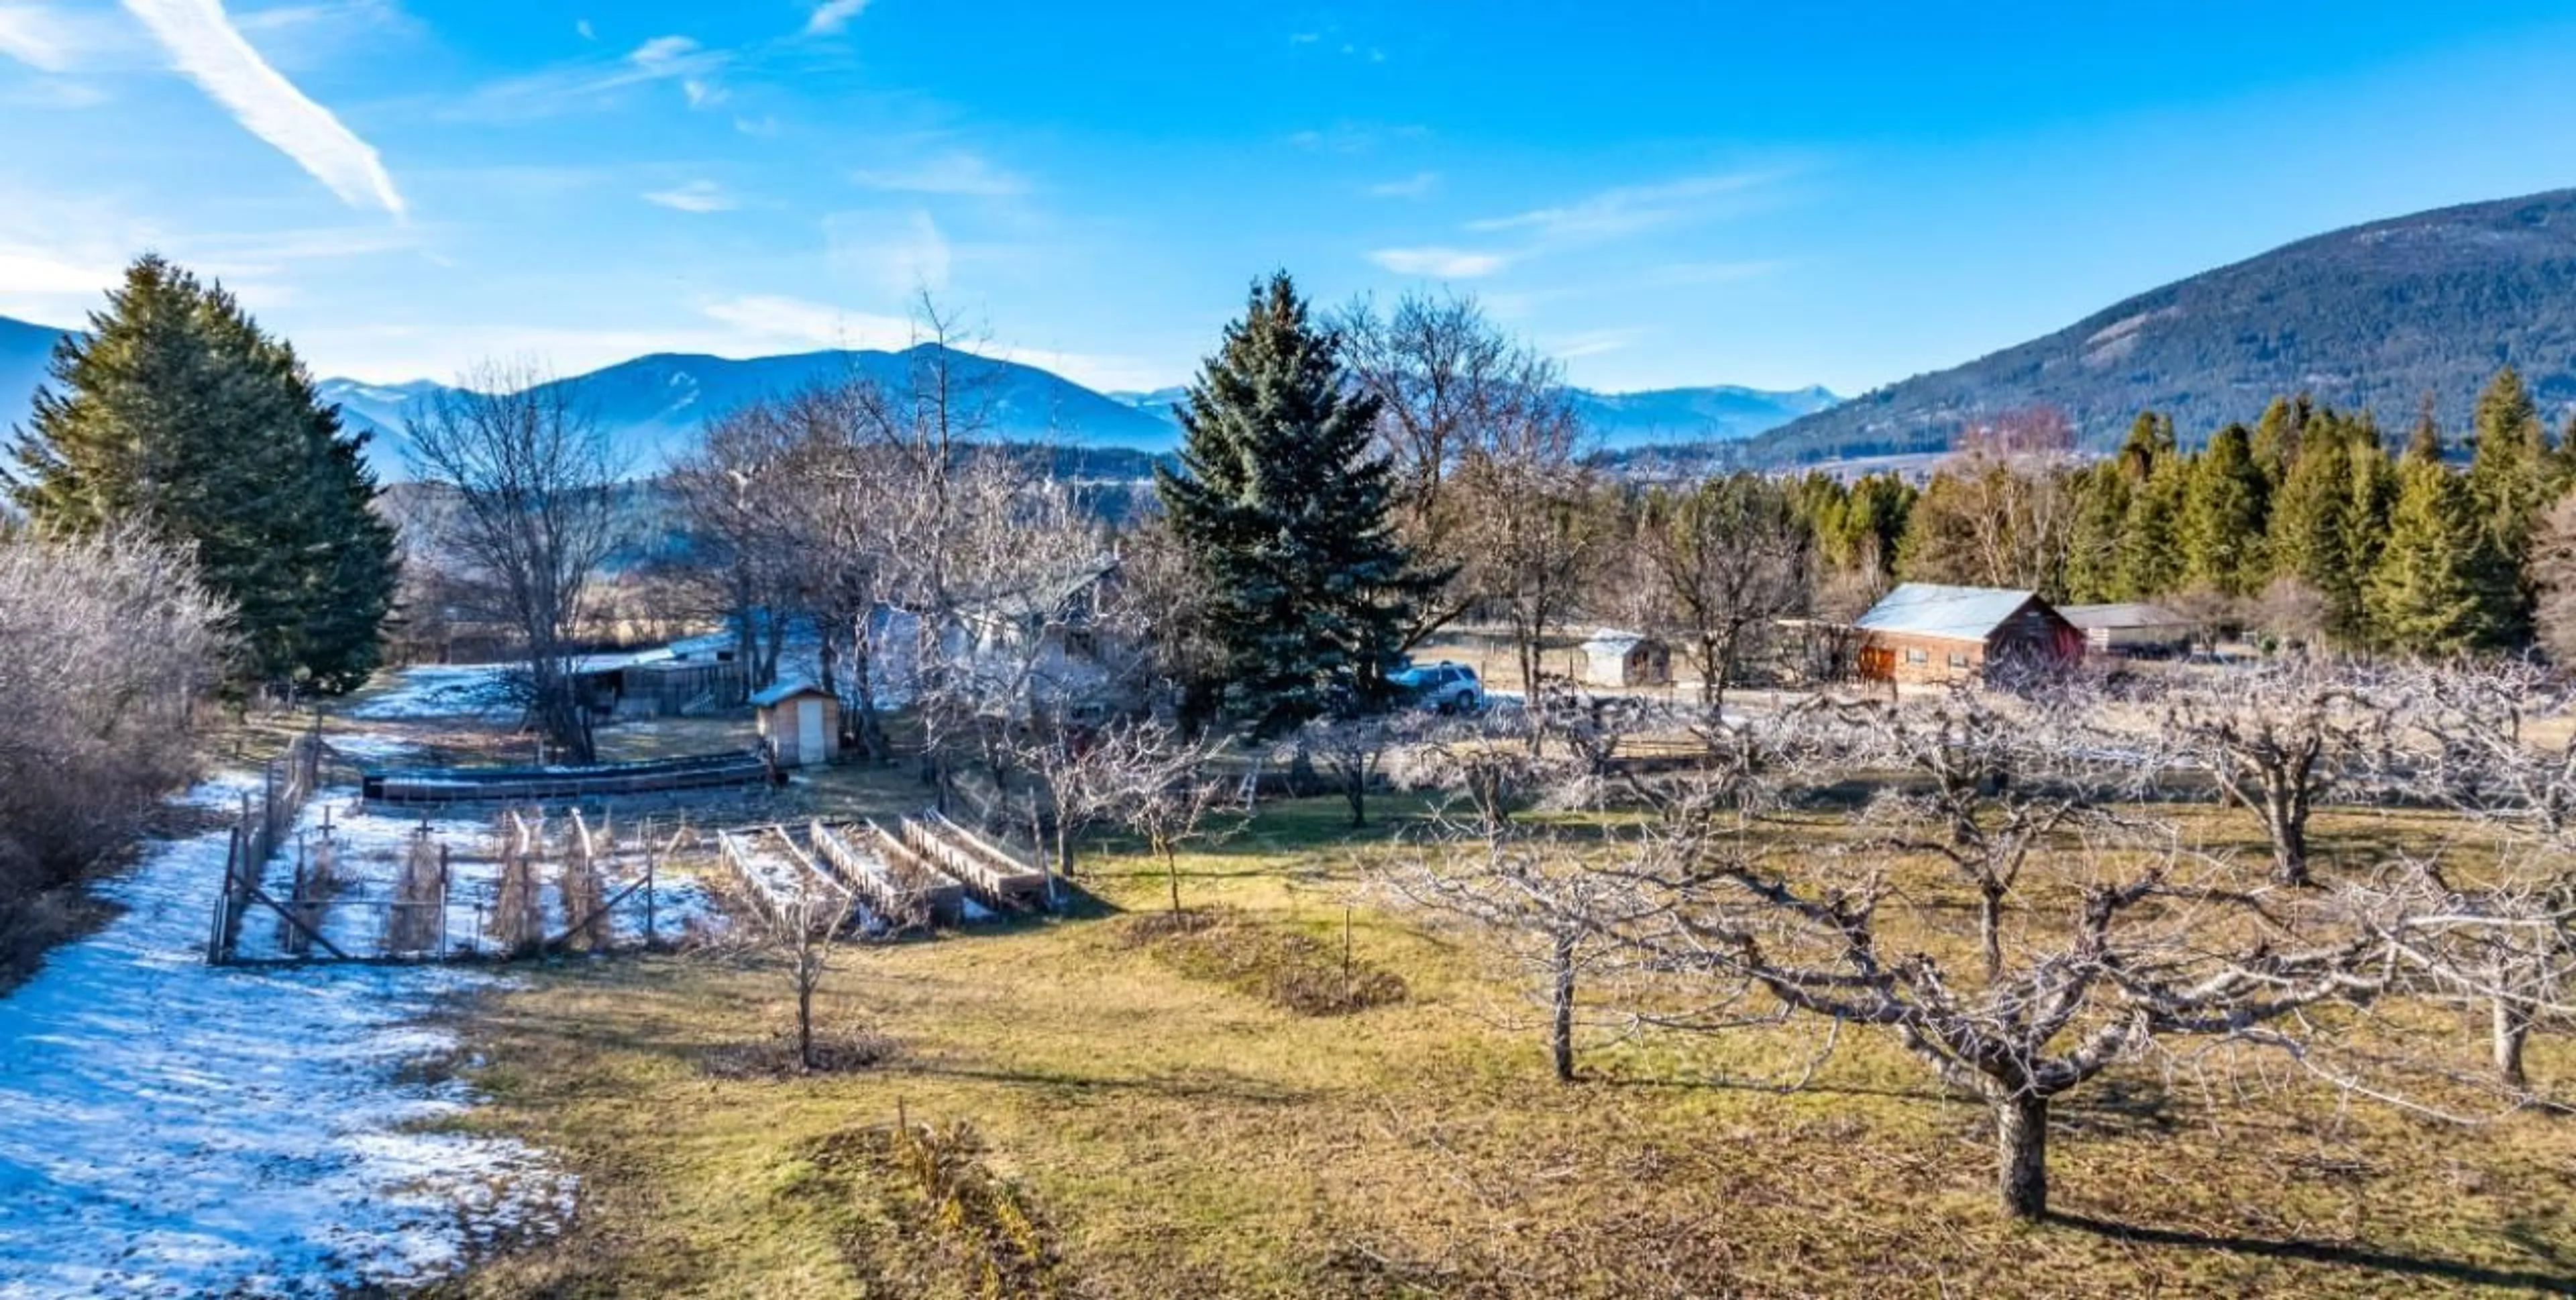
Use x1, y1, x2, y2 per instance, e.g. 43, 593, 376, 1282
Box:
2056, 602, 2196, 656
1851, 583, 2085, 684
752, 681, 841, 768
1573, 629, 1673, 690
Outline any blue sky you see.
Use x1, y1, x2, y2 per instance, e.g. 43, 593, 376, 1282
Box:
3, 1, 2575, 396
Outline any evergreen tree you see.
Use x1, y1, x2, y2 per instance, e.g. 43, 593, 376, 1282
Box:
2465, 366, 2554, 642
2345, 417, 2398, 580
2249, 394, 2312, 490
2062, 461, 2131, 604
2267, 415, 2361, 642
2114, 453, 2188, 598
6, 256, 399, 693
1155, 273, 1439, 732
2114, 410, 2176, 484
2181, 423, 2269, 597
2367, 453, 2492, 655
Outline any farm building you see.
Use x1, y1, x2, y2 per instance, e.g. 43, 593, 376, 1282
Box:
1850, 583, 2084, 684
2057, 602, 2196, 656
753, 681, 841, 768
1573, 630, 1673, 690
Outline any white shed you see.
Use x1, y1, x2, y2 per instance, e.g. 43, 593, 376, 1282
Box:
751, 681, 841, 768
1573, 630, 1673, 690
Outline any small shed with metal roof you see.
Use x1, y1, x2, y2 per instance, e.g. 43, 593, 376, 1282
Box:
1573, 629, 1673, 690
1851, 583, 2084, 684
752, 680, 841, 768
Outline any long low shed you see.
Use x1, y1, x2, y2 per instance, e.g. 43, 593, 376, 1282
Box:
362, 751, 773, 806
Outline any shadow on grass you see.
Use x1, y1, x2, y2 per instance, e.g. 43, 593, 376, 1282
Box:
2045, 1212, 2576, 1295
893, 1061, 1318, 1106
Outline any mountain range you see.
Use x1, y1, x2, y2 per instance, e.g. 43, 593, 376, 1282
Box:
1740, 187, 2576, 466
0, 321, 1837, 477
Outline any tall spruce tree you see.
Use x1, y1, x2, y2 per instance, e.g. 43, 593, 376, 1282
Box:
2115, 453, 2189, 599
2181, 423, 2270, 597
1156, 273, 1440, 733
2249, 394, 2312, 490
2465, 366, 2555, 643
2061, 461, 2131, 604
2367, 427, 2491, 655
5, 256, 398, 693
2266, 413, 2367, 644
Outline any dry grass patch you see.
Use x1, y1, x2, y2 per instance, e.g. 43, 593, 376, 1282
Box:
1124, 906, 1407, 1016
428, 796, 2576, 1299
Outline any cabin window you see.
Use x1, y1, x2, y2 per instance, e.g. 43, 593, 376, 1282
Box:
1904, 647, 1927, 665
1947, 651, 1969, 669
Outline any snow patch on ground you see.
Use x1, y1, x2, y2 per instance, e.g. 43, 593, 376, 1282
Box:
342, 665, 518, 722
0, 776, 575, 1297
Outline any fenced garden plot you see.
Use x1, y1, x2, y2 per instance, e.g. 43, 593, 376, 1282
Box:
217, 800, 703, 965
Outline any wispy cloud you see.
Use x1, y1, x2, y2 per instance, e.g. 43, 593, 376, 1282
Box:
1366, 171, 1440, 199
1543, 328, 1642, 360
0, 5, 80, 70
1286, 121, 1428, 154
1368, 246, 1510, 278
805, 0, 867, 36
702, 294, 912, 349
1467, 169, 1783, 242
853, 152, 1027, 197
448, 33, 725, 121
826, 209, 951, 295
119, 0, 405, 215
644, 180, 736, 213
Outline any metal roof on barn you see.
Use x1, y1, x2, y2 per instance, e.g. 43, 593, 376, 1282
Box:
1853, 584, 2045, 643
2055, 602, 2192, 631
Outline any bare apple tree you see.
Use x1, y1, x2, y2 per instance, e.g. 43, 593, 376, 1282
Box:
2153, 657, 2402, 886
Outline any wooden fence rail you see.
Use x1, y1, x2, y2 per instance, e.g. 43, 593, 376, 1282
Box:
205, 722, 327, 965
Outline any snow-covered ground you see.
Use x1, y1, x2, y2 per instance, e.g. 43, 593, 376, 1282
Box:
341, 663, 517, 722
0, 769, 578, 1297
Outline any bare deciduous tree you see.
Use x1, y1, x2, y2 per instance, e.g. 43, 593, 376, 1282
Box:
1635, 474, 1811, 712
2154, 658, 2400, 886
405, 362, 626, 762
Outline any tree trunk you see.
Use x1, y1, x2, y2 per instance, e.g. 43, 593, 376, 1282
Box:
1165, 845, 1182, 916
2496, 997, 2532, 1089
2268, 793, 2311, 887
1550, 931, 1576, 1083
796, 977, 816, 1071
1345, 771, 1366, 828
1995, 1091, 2049, 1220
1978, 883, 2006, 984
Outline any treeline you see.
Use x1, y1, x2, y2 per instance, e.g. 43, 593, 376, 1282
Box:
1788, 368, 2576, 656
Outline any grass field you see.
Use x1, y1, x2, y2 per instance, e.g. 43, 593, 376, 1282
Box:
410, 769, 2576, 1299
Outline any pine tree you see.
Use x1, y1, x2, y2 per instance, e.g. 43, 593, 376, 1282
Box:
2465, 366, 2554, 643
2114, 453, 2188, 599
2267, 414, 2361, 643
5, 256, 399, 694
2181, 423, 2269, 597
1155, 273, 1439, 732
2062, 462, 2131, 604
2249, 394, 2311, 490
2367, 453, 2491, 655
2114, 411, 2175, 484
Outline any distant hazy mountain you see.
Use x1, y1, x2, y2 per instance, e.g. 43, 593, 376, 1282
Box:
1110, 382, 1836, 449
2, 317, 1833, 474
1567, 384, 1841, 449
0, 316, 70, 440
1741, 188, 2576, 467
